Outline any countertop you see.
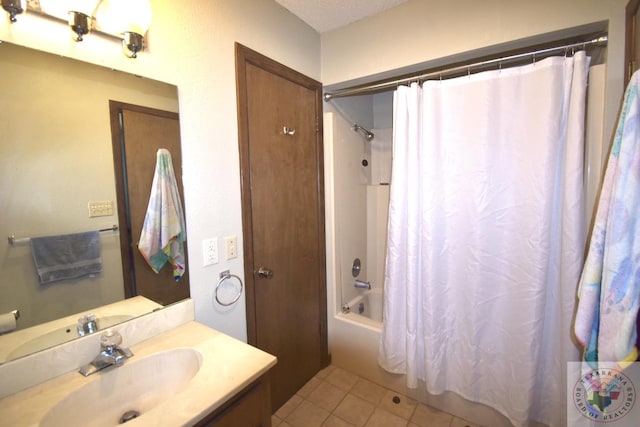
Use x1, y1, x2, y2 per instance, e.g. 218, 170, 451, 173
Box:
0, 321, 277, 426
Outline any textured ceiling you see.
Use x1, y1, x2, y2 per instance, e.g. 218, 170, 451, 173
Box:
275, 0, 409, 33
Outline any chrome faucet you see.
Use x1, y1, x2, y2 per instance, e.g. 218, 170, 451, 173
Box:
354, 279, 371, 290
77, 313, 98, 336
79, 329, 133, 377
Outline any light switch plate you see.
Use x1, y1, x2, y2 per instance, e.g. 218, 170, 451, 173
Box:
224, 235, 237, 260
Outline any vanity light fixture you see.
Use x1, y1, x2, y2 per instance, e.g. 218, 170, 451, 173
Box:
1, 0, 25, 23
65, 0, 97, 42
95, 0, 152, 58
4, 0, 152, 58
122, 31, 144, 58
119, 0, 152, 59
68, 11, 91, 42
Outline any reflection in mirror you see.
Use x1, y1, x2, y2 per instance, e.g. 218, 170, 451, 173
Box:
0, 296, 162, 363
0, 41, 187, 363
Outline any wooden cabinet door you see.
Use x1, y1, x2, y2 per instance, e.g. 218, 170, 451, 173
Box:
195, 377, 272, 427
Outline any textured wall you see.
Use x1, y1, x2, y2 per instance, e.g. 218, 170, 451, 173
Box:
321, 0, 627, 148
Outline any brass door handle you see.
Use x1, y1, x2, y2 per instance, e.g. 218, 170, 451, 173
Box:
257, 267, 273, 279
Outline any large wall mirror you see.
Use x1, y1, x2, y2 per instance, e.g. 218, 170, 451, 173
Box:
0, 41, 189, 363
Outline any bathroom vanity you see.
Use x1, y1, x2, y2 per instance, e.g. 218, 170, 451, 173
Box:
0, 299, 277, 426
195, 374, 271, 426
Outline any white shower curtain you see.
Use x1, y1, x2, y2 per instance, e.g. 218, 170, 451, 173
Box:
379, 52, 590, 427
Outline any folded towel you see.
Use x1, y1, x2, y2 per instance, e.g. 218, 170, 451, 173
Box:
574, 69, 640, 367
30, 230, 102, 285
138, 148, 187, 280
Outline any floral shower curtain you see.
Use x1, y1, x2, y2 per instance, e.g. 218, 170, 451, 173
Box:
379, 52, 590, 426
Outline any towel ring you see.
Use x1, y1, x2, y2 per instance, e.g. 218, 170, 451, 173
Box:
215, 270, 243, 306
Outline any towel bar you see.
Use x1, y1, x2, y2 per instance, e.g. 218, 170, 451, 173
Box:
8, 225, 119, 245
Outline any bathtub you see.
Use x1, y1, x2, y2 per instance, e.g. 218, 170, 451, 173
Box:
331, 289, 513, 427
330, 285, 529, 424
340, 289, 383, 329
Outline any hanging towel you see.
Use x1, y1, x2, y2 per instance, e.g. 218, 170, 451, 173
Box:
30, 230, 102, 285
138, 148, 187, 280
574, 70, 640, 367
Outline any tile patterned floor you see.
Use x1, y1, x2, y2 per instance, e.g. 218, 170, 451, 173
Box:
272, 365, 481, 427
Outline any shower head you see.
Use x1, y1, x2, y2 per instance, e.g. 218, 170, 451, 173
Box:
353, 124, 374, 141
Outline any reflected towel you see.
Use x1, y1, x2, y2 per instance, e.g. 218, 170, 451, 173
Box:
574, 70, 640, 367
30, 230, 102, 285
138, 148, 187, 280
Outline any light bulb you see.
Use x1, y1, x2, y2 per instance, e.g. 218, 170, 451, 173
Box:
95, 0, 151, 35
67, 0, 96, 16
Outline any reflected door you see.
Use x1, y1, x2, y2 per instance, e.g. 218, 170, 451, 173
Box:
110, 102, 190, 305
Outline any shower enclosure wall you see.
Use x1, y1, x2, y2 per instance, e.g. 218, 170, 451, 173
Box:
324, 63, 607, 427
326, 92, 392, 328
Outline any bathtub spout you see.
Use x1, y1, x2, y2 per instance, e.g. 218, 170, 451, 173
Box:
354, 279, 371, 290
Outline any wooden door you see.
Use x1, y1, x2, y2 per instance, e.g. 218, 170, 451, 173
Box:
626, 0, 640, 85
235, 43, 329, 411
110, 101, 190, 305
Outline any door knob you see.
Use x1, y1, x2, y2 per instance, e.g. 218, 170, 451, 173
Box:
257, 267, 273, 279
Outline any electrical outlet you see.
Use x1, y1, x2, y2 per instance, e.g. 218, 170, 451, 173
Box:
202, 238, 218, 266
88, 200, 113, 217
224, 235, 237, 260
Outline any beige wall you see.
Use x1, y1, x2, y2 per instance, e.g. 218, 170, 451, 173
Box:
0, 0, 321, 341
321, 0, 627, 148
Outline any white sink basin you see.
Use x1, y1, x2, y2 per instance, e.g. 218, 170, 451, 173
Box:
0, 320, 278, 426
40, 348, 202, 427
6, 314, 136, 362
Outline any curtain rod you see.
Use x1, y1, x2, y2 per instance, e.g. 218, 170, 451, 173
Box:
324, 35, 608, 101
